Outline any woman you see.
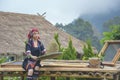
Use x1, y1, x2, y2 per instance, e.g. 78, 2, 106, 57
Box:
23, 28, 46, 80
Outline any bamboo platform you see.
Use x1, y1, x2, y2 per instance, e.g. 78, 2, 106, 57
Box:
0, 60, 120, 80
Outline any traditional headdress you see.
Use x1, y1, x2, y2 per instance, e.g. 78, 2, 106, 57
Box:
28, 28, 40, 40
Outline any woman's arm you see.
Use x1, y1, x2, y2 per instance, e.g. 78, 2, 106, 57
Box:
40, 43, 46, 55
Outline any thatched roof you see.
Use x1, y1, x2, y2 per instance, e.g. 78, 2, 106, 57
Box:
0, 11, 85, 54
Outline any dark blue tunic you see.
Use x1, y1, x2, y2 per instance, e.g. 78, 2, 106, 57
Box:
22, 39, 45, 70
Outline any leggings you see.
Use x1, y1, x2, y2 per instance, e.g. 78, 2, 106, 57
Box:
26, 60, 41, 80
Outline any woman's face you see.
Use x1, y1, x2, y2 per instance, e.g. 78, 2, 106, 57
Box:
32, 31, 39, 40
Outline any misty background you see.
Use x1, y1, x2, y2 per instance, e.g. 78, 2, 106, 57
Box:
0, 0, 120, 50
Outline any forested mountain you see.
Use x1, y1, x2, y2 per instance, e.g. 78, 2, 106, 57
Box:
55, 8, 120, 51
55, 15, 120, 51
55, 18, 102, 50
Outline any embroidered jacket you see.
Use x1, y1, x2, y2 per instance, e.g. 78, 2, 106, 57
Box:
25, 39, 45, 57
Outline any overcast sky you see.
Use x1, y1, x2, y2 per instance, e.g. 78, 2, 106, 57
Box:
0, 0, 120, 25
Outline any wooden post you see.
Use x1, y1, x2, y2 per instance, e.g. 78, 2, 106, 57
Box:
113, 74, 119, 80
0, 76, 3, 80
0, 72, 3, 80
21, 76, 24, 80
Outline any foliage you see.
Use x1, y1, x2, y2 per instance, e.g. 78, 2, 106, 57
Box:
56, 77, 66, 80
4, 77, 21, 80
38, 76, 49, 80
54, 33, 77, 60
61, 38, 77, 60
102, 16, 120, 32
55, 23, 64, 30
0, 57, 6, 64
82, 40, 98, 60
101, 25, 120, 44
54, 33, 64, 52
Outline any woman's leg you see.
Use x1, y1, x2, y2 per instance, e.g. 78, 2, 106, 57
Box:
26, 62, 36, 80
33, 66, 40, 79
27, 69, 34, 80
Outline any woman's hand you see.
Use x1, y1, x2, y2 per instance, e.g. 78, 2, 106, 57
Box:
31, 55, 38, 60
29, 54, 38, 60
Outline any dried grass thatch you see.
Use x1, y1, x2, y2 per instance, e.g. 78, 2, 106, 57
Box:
0, 11, 85, 54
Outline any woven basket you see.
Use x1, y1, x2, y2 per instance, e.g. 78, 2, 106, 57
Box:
89, 57, 101, 68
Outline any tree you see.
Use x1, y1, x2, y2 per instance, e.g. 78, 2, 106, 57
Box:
101, 25, 120, 44
54, 33, 63, 52
61, 37, 76, 60
54, 33, 77, 60
102, 16, 120, 32
82, 40, 97, 60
